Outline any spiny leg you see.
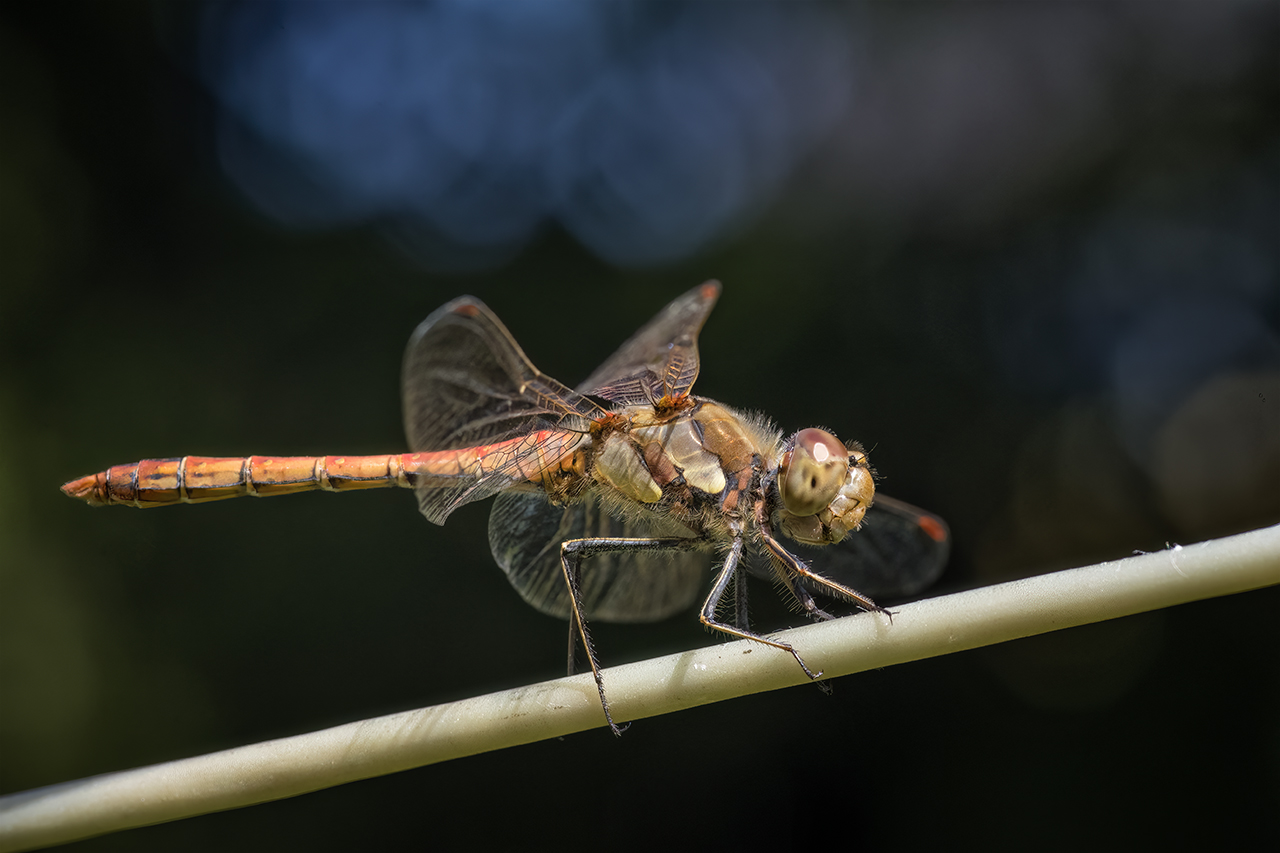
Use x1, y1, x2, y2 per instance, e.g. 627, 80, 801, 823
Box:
766, 570, 836, 695
759, 526, 887, 618
754, 529, 886, 696
566, 621, 578, 677
560, 536, 699, 736
765, 554, 839, 622
733, 559, 751, 630
560, 543, 620, 734
698, 537, 824, 680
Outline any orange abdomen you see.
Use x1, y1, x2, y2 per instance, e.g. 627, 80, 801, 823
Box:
61, 430, 581, 508
62, 455, 419, 508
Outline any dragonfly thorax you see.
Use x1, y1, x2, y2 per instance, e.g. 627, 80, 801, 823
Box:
580, 398, 778, 534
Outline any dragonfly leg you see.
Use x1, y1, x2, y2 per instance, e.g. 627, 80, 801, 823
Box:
758, 552, 840, 622
790, 580, 839, 623
560, 536, 700, 737
566, 621, 578, 677
780, 580, 837, 695
698, 537, 824, 681
733, 562, 750, 630
759, 527, 887, 618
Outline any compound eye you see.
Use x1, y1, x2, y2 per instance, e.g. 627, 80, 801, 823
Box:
779, 428, 849, 517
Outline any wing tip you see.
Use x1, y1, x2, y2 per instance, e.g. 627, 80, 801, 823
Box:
917, 514, 949, 543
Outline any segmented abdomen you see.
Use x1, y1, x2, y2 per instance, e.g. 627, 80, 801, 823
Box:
60, 430, 578, 508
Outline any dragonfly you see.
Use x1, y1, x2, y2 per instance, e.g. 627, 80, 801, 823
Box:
63, 281, 949, 735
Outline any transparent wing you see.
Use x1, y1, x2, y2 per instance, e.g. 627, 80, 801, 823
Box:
576, 281, 721, 405
402, 296, 607, 523
784, 495, 951, 601
488, 490, 709, 622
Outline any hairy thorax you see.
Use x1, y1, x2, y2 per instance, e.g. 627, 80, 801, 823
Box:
587, 398, 782, 537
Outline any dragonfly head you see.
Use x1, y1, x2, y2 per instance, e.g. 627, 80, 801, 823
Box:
776, 429, 875, 546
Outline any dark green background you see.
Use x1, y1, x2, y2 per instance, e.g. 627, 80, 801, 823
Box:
2, 2, 1277, 850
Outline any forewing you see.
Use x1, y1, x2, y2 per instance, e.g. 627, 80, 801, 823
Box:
794, 495, 951, 600
488, 491, 708, 623
402, 296, 606, 523
577, 281, 721, 405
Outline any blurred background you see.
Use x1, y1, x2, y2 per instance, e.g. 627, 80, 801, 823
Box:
1, 1, 1277, 849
